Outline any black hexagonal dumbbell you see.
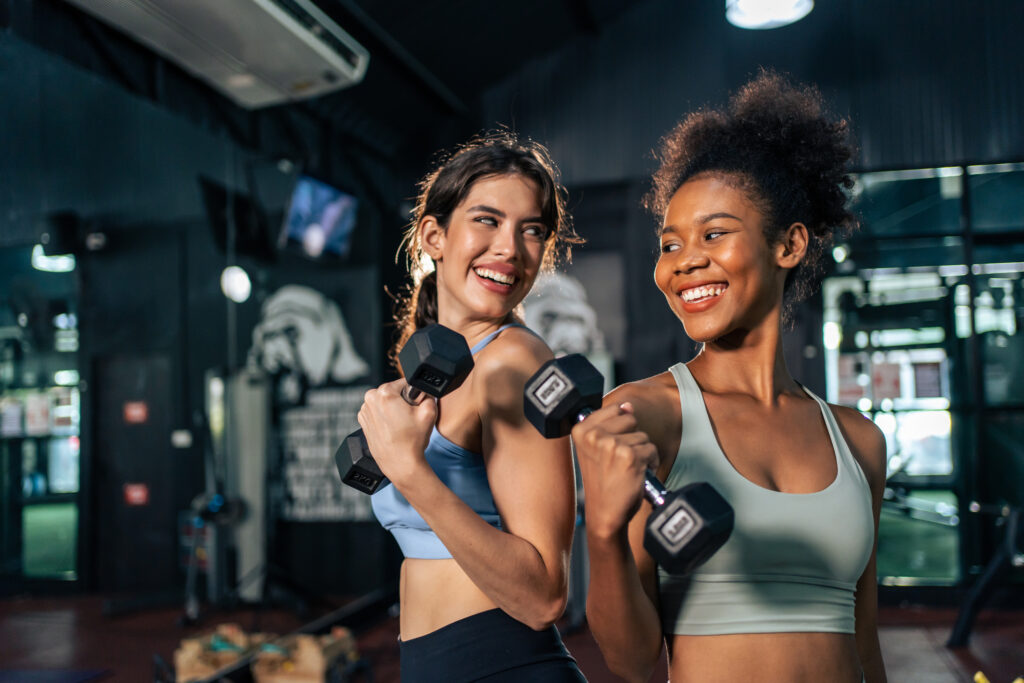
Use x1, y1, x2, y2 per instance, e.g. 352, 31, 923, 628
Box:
336, 323, 474, 494
523, 353, 734, 575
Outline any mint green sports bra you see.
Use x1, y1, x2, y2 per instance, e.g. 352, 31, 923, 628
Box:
657, 363, 875, 636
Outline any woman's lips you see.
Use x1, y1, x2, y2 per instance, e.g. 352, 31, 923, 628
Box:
678, 283, 727, 312
473, 265, 518, 293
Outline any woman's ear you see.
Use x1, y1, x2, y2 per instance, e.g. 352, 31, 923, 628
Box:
420, 216, 445, 261
776, 222, 809, 270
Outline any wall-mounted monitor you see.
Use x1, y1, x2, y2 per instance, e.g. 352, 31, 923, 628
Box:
278, 175, 358, 260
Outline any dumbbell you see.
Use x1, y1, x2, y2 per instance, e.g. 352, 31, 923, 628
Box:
523, 353, 734, 574
336, 323, 473, 494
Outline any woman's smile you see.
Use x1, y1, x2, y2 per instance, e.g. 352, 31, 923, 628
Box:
472, 263, 519, 292
678, 282, 729, 311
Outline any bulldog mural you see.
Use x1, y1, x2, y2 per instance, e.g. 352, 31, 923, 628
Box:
247, 285, 372, 521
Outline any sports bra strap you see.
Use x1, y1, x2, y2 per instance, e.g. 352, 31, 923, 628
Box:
470, 322, 531, 354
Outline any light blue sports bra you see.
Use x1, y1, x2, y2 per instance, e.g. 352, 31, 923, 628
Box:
658, 362, 875, 635
371, 323, 529, 559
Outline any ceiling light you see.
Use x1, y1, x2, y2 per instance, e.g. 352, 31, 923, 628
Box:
726, 0, 813, 29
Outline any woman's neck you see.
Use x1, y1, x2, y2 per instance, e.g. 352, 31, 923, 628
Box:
688, 317, 800, 405
435, 312, 514, 351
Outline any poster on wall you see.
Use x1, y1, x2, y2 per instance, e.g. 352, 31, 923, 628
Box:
836, 354, 867, 407
248, 284, 374, 522
24, 391, 50, 436
277, 386, 372, 521
522, 271, 615, 391
0, 397, 22, 437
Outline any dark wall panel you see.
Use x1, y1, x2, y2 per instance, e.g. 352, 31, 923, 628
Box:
484, 0, 1024, 186
92, 354, 175, 591
0, 35, 238, 247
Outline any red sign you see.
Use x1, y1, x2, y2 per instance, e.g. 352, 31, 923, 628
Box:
123, 401, 149, 424
123, 483, 150, 506
871, 363, 901, 401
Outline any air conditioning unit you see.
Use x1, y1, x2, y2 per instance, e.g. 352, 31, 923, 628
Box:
63, 0, 370, 109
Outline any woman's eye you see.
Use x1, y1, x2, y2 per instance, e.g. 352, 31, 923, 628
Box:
523, 225, 548, 239
705, 230, 725, 240
475, 215, 498, 226
661, 242, 679, 253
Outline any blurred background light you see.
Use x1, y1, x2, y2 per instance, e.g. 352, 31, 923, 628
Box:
220, 265, 252, 303
30, 244, 76, 272
726, 0, 813, 29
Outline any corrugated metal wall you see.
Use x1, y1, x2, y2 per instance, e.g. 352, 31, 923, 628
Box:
483, 0, 1024, 186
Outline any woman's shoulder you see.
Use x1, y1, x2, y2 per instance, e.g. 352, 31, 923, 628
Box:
604, 371, 678, 408
472, 325, 553, 376
469, 326, 554, 415
827, 402, 887, 489
604, 372, 682, 463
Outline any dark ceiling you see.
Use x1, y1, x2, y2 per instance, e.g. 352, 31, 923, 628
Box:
7, 0, 638, 168
299, 0, 639, 155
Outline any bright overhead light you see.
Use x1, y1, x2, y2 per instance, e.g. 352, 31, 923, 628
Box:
726, 0, 813, 29
220, 265, 252, 303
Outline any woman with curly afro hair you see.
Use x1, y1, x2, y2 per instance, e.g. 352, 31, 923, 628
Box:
572, 70, 888, 683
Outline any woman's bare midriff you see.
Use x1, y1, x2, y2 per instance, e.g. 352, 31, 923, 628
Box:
398, 558, 499, 640
668, 631, 863, 682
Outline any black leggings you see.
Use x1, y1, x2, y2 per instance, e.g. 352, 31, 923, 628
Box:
398, 608, 587, 682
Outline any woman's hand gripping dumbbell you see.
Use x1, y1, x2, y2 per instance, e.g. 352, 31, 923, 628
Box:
522, 354, 734, 574
336, 324, 473, 494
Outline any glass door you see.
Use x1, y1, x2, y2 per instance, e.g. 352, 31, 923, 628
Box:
0, 245, 81, 587
823, 167, 965, 586
824, 163, 1024, 588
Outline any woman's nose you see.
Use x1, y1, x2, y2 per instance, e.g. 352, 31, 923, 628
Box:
491, 224, 519, 257
676, 243, 709, 273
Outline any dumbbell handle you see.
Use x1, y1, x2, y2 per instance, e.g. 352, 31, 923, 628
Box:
400, 384, 424, 405
575, 407, 669, 508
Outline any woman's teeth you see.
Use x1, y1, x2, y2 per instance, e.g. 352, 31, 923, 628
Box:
475, 268, 516, 285
681, 284, 726, 303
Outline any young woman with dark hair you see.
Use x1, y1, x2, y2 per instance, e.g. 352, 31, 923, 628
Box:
356, 132, 586, 682
572, 71, 888, 683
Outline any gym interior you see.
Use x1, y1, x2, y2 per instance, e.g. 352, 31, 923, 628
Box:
1, 1, 1022, 681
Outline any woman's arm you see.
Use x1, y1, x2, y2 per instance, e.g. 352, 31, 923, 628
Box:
574, 388, 667, 682
836, 406, 889, 683
361, 330, 577, 629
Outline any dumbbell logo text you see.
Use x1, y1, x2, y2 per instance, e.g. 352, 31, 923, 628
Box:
533, 369, 569, 408
659, 508, 696, 545
650, 498, 703, 553
346, 470, 376, 491
413, 367, 448, 391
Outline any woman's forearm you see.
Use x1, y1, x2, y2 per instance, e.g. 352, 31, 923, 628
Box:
585, 529, 664, 682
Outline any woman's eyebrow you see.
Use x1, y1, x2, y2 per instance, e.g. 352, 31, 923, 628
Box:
697, 211, 742, 224
467, 204, 504, 216
468, 205, 545, 224
660, 211, 743, 235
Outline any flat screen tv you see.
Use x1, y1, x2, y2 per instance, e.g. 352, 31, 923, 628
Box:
279, 175, 358, 260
